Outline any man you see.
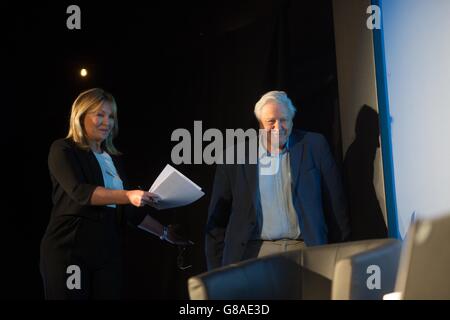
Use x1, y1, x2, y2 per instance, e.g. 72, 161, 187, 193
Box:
205, 91, 350, 270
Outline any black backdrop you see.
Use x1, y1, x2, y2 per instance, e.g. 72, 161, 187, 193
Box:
3, 0, 343, 299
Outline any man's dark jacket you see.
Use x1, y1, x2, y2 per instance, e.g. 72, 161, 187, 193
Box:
205, 130, 350, 270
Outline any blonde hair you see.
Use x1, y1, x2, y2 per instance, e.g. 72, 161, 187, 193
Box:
67, 88, 121, 155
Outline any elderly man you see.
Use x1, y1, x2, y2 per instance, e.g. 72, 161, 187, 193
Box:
205, 91, 350, 270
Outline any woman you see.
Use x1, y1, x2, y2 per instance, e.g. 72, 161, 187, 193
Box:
40, 88, 190, 299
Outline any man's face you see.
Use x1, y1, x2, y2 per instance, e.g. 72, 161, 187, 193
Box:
259, 101, 293, 149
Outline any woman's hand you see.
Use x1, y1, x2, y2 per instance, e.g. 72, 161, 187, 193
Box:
126, 190, 161, 208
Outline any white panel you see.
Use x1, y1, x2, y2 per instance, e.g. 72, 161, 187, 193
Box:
382, 0, 450, 238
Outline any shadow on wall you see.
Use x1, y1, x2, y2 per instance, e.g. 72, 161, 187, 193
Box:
343, 105, 387, 240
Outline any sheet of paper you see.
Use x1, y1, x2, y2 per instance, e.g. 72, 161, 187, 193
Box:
149, 164, 204, 210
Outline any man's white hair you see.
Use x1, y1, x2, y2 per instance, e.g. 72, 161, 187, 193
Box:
254, 90, 297, 120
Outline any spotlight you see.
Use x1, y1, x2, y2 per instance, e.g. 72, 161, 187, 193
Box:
80, 68, 88, 77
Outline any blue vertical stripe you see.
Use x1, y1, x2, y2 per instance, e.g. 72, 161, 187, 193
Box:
371, 0, 400, 238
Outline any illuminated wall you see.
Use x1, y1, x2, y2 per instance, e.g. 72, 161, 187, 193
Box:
378, 0, 450, 238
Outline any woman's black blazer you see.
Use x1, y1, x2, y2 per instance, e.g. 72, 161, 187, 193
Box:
47, 138, 146, 225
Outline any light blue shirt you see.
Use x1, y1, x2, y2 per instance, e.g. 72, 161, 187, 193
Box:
255, 141, 301, 240
93, 151, 124, 208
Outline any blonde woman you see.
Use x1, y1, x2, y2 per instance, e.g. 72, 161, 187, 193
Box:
40, 88, 190, 299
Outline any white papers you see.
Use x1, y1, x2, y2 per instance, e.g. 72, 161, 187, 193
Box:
149, 164, 204, 210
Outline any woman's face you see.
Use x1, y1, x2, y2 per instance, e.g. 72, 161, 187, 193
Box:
83, 102, 114, 144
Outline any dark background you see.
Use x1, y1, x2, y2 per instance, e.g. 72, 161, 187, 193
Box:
3, 0, 348, 299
